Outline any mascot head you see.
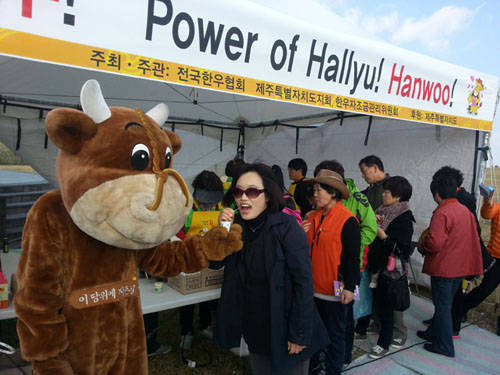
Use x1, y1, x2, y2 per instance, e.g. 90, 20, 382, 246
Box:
45, 79, 192, 249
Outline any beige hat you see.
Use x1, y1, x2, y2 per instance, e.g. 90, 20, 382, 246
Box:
305, 169, 350, 200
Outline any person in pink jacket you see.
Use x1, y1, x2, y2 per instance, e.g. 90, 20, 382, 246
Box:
417, 175, 482, 357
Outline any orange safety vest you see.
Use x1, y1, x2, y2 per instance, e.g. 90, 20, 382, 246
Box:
306, 202, 355, 296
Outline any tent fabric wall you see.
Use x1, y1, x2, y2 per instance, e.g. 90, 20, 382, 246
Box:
0, 91, 487, 288
245, 116, 480, 287
0, 109, 240, 188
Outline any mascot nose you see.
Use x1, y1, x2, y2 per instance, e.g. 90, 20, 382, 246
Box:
147, 168, 190, 211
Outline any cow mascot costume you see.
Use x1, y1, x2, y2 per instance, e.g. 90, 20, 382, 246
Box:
14, 80, 243, 374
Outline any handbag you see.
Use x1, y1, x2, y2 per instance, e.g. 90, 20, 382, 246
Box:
378, 258, 410, 311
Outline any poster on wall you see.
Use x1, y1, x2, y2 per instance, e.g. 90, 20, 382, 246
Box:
0, 0, 498, 131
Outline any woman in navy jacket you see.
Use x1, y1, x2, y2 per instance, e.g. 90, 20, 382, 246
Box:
213, 163, 329, 375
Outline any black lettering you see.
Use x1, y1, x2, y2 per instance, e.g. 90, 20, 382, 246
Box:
270, 39, 287, 71
225, 27, 244, 61
198, 19, 224, 55
244, 32, 259, 63
324, 54, 339, 82
287, 34, 300, 72
350, 61, 365, 95
146, 0, 173, 41
307, 40, 327, 78
344, 50, 354, 85
364, 65, 376, 90
172, 12, 195, 49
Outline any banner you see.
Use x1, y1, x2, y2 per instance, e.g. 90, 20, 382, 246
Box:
0, 0, 498, 131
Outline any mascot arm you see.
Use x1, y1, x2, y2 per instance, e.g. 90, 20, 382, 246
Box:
14, 203, 73, 374
138, 225, 243, 277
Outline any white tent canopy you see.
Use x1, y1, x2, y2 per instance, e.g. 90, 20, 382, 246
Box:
1, 0, 499, 286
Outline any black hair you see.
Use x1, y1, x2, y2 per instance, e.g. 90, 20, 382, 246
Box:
271, 164, 287, 193
430, 176, 458, 199
432, 166, 464, 187
223, 163, 284, 213
383, 176, 412, 202
224, 158, 246, 178
359, 155, 384, 171
192, 170, 223, 192
317, 183, 342, 202
314, 160, 345, 178
287, 158, 308, 176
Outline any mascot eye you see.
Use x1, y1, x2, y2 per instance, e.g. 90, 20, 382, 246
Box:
164, 147, 172, 169
130, 143, 150, 170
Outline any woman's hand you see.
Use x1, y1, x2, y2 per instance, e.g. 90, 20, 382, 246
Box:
377, 226, 387, 240
341, 289, 354, 304
287, 341, 306, 355
218, 208, 235, 225
375, 214, 384, 225
301, 220, 312, 232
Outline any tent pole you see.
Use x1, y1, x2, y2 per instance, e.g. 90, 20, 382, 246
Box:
364, 116, 373, 146
16, 119, 21, 150
471, 130, 480, 193
295, 128, 300, 154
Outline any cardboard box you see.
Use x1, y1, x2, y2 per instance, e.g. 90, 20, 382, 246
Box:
168, 267, 224, 294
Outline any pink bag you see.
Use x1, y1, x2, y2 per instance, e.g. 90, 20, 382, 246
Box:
282, 206, 302, 226
386, 255, 396, 271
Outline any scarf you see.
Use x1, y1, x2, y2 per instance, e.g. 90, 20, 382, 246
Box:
375, 201, 410, 231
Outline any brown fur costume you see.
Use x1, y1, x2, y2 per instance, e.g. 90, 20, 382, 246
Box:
14, 80, 242, 374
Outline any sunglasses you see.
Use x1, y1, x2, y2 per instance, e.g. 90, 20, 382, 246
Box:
233, 187, 265, 199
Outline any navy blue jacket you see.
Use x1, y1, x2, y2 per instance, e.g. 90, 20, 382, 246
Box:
212, 211, 329, 374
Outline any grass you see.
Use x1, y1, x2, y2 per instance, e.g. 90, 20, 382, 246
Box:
148, 308, 251, 375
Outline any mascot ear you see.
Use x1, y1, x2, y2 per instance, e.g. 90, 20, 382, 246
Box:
46, 108, 98, 154
164, 129, 182, 154
145, 102, 180, 153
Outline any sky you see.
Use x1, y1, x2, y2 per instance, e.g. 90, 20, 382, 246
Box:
249, 0, 500, 161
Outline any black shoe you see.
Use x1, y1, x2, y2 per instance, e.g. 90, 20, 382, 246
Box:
417, 330, 431, 342
423, 343, 454, 357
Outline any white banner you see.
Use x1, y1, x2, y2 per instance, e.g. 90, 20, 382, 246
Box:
0, 0, 498, 130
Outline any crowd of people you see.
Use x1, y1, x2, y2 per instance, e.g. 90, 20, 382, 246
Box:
151, 155, 499, 375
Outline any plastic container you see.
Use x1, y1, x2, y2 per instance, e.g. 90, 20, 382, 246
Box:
220, 221, 231, 231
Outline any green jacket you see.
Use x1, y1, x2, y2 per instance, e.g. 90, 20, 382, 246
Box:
342, 178, 377, 266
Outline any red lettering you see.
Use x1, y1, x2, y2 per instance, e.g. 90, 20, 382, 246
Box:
22, 0, 59, 18
401, 75, 412, 97
388, 63, 404, 95
412, 78, 422, 99
442, 85, 450, 105
422, 80, 434, 101
387, 64, 453, 107
22, 0, 32, 18
433, 83, 442, 103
